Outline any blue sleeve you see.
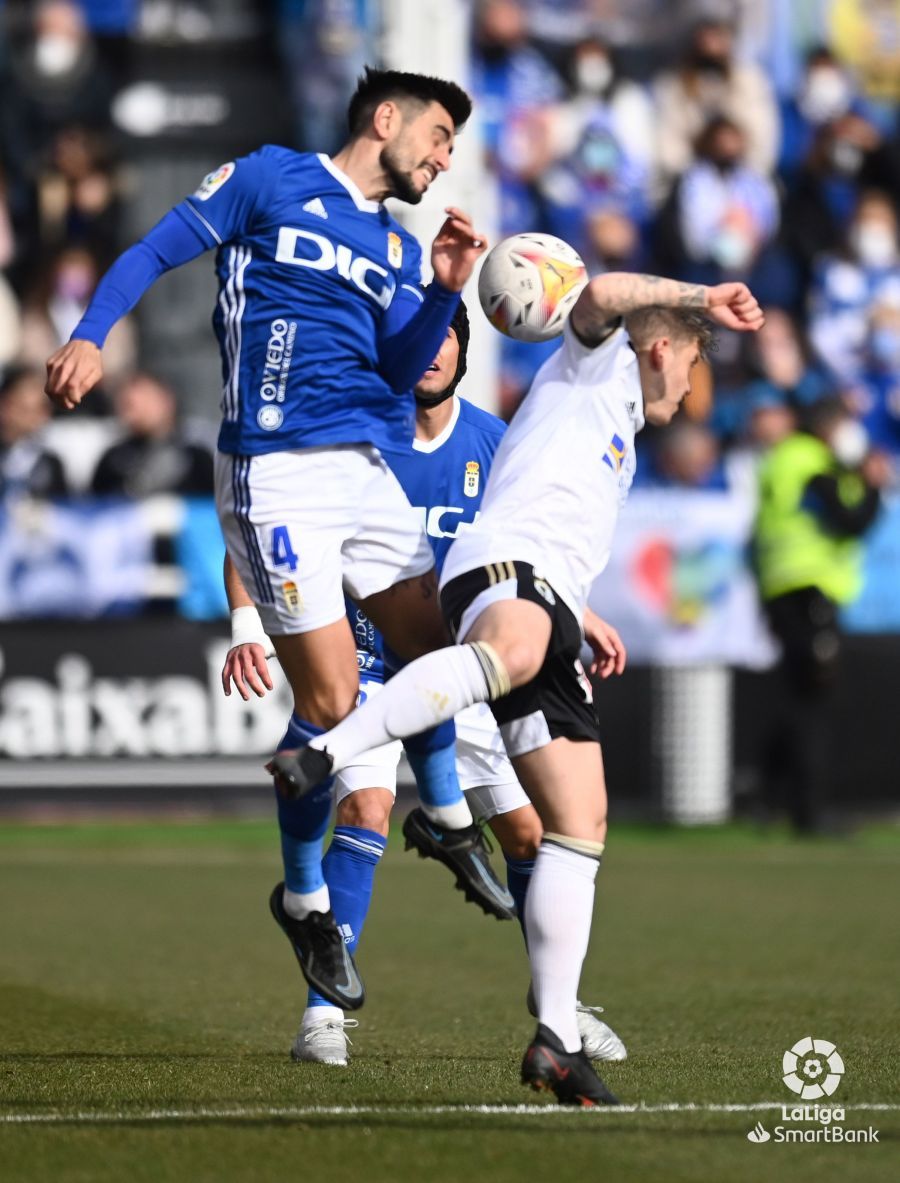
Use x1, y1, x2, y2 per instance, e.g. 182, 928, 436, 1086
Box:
179, 152, 274, 246
379, 280, 461, 393
71, 208, 210, 347
72, 152, 275, 348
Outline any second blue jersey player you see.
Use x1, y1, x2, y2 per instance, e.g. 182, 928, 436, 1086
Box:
224, 302, 627, 1068
45, 69, 504, 1012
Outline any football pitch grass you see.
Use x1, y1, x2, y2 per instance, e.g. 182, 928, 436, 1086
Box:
0, 818, 897, 1182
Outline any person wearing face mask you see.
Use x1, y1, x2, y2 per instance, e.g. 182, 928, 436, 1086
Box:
809, 191, 900, 425
778, 47, 865, 185
752, 397, 889, 833
537, 36, 658, 250
654, 115, 779, 285
654, 17, 780, 182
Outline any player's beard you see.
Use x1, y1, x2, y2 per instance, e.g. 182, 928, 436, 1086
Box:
380, 142, 425, 205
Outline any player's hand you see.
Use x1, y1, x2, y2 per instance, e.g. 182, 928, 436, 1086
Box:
221, 643, 274, 701
45, 339, 103, 411
705, 283, 765, 333
583, 608, 627, 679
431, 207, 487, 292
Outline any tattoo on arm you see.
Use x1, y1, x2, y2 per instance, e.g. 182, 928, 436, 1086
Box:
574, 272, 707, 335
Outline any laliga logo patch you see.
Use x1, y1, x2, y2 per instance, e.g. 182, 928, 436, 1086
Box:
602, 433, 626, 473
783, 1037, 844, 1100
464, 461, 480, 498
387, 231, 403, 268
282, 581, 302, 614
194, 162, 235, 202
257, 405, 284, 431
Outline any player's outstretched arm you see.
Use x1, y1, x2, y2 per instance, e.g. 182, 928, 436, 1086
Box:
221, 553, 275, 701
45, 208, 211, 411
570, 273, 764, 343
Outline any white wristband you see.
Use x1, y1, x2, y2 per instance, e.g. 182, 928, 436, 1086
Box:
230, 606, 276, 658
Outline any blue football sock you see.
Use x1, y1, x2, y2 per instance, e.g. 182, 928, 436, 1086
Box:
403, 723, 465, 810
276, 714, 334, 895
307, 825, 387, 1010
384, 645, 466, 812
504, 853, 535, 941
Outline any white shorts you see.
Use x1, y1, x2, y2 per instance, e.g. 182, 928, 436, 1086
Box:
215, 445, 434, 635
334, 689, 530, 821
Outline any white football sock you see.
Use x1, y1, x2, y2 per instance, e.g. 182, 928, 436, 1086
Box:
421, 799, 474, 829
525, 840, 600, 1053
310, 644, 499, 772
302, 1005, 343, 1028
283, 884, 330, 920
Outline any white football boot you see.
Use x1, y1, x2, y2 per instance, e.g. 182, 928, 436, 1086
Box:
526, 984, 627, 1061
291, 1017, 359, 1066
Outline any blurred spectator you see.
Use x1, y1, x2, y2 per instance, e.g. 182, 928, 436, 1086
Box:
804, 189, 898, 397
649, 419, 726, 489
91, 371, 214, 497
538, 34, 658, 249
2, 2, 113, 158
753, 396, 890, 831
471, 0, 564, 230
653, 14, 780, 182
713, 308, 834, 443
582, 207, 644, 273
778, 47, 867, 184
781, 114, 900, 288
38, 125, 119, 261
655, 115, 779, 284
274, 2, 377, 153
0, 366, 68, 498
19, 245, 135, 392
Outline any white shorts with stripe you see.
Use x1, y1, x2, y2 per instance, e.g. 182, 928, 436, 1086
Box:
334, 681, 530, 822
215, 444, 434, 636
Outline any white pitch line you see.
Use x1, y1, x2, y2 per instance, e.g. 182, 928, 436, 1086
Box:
2, 1102, 899, 1125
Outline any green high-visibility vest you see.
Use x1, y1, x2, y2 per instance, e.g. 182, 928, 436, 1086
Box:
754, 433, 866, 604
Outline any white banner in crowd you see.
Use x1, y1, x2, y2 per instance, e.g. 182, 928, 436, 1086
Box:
590, 488, 777, 669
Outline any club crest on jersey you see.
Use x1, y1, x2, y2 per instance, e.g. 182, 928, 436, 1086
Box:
282, 581, 302, 614
602, 433, 626, 473
464, 461, 480, 498
388, 231, 403, 268
194, 162, 235, 201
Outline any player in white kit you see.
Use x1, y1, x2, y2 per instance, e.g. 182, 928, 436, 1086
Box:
225, 306, 627, 1067
272, 272, 764, 1104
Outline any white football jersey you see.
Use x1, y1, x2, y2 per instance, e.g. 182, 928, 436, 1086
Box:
441, 321, 644, 619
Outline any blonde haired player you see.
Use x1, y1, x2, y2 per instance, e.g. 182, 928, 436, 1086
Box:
273, 272, 764, 1104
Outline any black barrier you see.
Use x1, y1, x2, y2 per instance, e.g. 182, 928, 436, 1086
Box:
0, 621, 897, 813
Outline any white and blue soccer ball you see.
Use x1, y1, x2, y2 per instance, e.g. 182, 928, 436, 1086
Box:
478, 232, 587, 343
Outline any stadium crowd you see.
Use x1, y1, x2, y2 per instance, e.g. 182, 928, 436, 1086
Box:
0, 0, 898, 611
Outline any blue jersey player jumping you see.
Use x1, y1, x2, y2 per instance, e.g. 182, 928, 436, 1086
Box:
223, 302, 627, 1068
45, 69, 510, 1013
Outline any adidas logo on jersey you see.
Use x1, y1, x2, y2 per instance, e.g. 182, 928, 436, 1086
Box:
302, 198, 328, 219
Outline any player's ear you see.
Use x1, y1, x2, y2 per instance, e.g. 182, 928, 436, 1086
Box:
372, 100, 400, 140
649, 337, 670, 371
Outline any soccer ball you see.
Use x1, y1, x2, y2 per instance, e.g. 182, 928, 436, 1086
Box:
478, 233, 587, 343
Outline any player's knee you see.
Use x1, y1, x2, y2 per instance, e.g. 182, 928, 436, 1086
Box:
337, 790, 393, 834
495, 637, 544, 687
293, 678, 358, 730
488, 806, 542, 860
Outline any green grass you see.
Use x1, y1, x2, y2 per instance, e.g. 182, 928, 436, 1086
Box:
0, 819, 898, 1182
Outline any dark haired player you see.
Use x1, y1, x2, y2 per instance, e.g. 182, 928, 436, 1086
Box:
45, 68, 503, 1011
272, 273, 764, 1104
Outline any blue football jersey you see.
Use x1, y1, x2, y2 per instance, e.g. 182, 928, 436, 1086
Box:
347, 396, 506, 681
381, 396, 506, 576
176, 146, 424, 456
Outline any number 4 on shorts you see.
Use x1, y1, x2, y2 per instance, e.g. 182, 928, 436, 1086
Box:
271, 525, 299, 571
